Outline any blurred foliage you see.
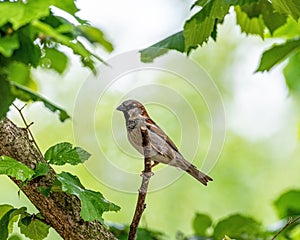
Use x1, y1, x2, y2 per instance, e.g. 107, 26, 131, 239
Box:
141, 0, 300, 97
174, 191, 300, 240
0, 0, 113, 120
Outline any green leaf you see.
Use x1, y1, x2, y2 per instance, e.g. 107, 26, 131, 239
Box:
192, 213, 212, 236
284, 50, 300, 94
51, 0, 79, 16
44, 142, 91, 166
56, 172, 120, 222
223, 0, 258, 4
213, 214, 263, 240
259, 1, 287, 34
0, 156, 35, 181
140, 31, 185, 63
38, 186, 51, 197
191, 0, 210, 8
31, 20, 100, 72
10, 82, 70, 122
0, 205, 13, 220
0, 77, 15, 120
77, 25, 113, 52
235, 5, 265, 37
235, 0, 287, 35
184, 0, 230, 52
274, 190, 300, 218
136, 227, 165, 240
0, 34, 19, 57
256, 38, 300, 72
0, 207, 26, 240
18, 217, 50, 240
0, 205, 16, 236
6, 61, 30, 86
272, 0, 300, 21
40, 48, 68, 73
13, 26, 41, 68
0, 0, 51, 30
8, 235, 22, 240
274, 16, 300, 39
33, 162, 50, 178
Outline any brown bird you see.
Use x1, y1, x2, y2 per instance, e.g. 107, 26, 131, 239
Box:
117, 99, 213, 186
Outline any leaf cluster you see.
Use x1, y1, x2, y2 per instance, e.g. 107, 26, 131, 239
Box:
141, 0, 300, 95
0, 142, 120, 240
0, 0, 113, 121
176, 190, 300, 240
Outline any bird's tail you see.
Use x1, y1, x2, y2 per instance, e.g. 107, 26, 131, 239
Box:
186, 165, 213, 186
173, 157, 213, 186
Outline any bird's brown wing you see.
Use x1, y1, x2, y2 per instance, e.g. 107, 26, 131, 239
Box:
145, 117, 179, 152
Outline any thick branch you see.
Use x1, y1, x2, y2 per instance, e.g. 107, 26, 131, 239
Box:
0, 118, 116, 240
128, 126, 153, 240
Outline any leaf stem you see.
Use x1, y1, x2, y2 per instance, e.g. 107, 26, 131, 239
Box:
272, 216, 300, 240
12, 103, 43, 158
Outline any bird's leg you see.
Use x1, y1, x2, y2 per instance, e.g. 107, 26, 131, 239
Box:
150, 161, 159, 169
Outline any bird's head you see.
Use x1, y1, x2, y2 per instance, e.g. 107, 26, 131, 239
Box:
116, 99, 149, 119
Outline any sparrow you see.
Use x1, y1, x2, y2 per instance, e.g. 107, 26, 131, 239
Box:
116, 99, 213, 186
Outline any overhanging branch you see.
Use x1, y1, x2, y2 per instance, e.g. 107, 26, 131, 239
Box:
0, 118, 116, 240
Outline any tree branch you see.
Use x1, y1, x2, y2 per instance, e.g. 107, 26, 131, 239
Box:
0, 118, 116, 240
128, 126, 153, 240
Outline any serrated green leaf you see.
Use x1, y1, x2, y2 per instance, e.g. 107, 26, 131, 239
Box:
235, 0, 287, 35
274, 190, 300, 218
235, 6, 265, 37
56, 172, 120, 222
284, 50, 300, 94
272, 0, 300, 21
140, 31, 185, 63
0, 207, 26, 240
0, 34, 19, 57
44, 142, 90, 166
0, 0, 51, 30
77, 25, 113, 53
0, 156, 35, 181
18, 217, 50, 240
33, 162, 50, 178
257, 38, 300, 72
213, 214, 263, 240
10, 82, 70, 122
40, 48, 68, 73
0, 77, 15, 120
192, 213, 212, 236
184, 0, 230, 52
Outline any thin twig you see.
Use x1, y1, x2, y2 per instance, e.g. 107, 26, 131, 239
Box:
272, 216, 300, 240
12, 103, 43, 157
128, 126, 153, 240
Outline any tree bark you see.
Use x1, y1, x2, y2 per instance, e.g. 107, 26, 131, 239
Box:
0, 118, 116, 240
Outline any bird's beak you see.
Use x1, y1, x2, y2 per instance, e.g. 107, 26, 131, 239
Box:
116, 104, 125, 111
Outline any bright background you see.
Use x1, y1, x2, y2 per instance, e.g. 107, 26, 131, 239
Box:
2, 0, 300, 239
